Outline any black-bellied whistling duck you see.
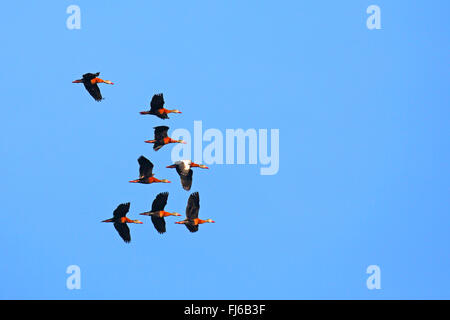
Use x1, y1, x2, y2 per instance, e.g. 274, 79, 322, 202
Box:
175, 192, 214, 233
72, 72, 114, 101
166, 160, 209, 191
145, 126, 186, 151
129, 156, 171, 184
101, 202, 143, 243
139, 192, 181, 234
140, 93, 182, 119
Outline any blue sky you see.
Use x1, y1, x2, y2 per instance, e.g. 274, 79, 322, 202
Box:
0, 1, 449, 299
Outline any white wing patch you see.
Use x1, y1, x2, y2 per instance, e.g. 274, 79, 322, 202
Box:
176, 160, 192, 176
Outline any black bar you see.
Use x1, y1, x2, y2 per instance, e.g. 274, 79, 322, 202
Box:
0, 300, 445, 318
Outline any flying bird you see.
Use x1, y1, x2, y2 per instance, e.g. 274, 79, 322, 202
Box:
139, 192, 181, 234
129, 156, 171, 184
175, 192, 214, 233
140, 93, 182, 119
145, 126, 186, 151
101, 202, 143, 243
72, 72, 114, 101
166, 160, 209, 191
